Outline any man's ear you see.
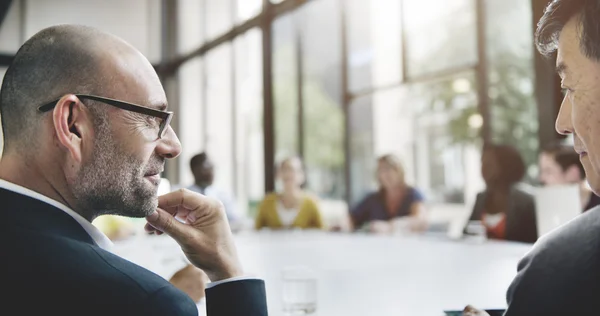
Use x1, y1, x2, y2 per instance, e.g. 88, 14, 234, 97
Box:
52, 94, 92, 163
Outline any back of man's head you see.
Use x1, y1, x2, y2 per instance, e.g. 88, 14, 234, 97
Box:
0, 24, 116, 153
542, 143, 585, 180
190, 153, 209, 171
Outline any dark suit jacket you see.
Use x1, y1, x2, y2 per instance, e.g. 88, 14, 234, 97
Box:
466, 187, 538, 243
504, 206, 600, 315
0, 188, 268, 316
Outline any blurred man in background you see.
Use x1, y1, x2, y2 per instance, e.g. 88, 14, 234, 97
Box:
538, 142, 600, 212
188, 152, 240, 229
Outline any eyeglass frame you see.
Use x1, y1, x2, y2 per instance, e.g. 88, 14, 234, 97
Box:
38, 94, 173, 139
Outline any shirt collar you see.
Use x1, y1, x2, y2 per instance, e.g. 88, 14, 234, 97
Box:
0, 179, 113, 251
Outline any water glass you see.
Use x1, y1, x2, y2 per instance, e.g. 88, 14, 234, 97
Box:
465, 220, 487, 243
282, 266, 317, 315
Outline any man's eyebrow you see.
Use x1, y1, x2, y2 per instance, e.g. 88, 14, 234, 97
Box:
147, 102, 167, 111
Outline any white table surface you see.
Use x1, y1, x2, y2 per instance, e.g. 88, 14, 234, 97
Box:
112, 230, 532, 316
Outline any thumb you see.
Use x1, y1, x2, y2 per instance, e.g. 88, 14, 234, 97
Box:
146, 208, 190, 241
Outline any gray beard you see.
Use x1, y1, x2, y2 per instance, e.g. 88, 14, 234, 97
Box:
72, 118, 161, 219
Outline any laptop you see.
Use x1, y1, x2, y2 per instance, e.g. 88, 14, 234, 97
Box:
533, 185, 582, 237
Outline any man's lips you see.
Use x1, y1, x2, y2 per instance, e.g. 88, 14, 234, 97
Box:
575, 150, 588, 157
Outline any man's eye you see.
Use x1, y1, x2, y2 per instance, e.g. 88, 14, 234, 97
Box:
145, 116, 160, 127
561, 87, 573, 96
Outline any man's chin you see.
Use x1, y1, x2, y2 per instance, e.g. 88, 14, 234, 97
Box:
114, 196, 158, 218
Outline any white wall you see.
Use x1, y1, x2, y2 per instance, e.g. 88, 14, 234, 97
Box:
0, 0, 22, 53
22, 0, 162, 62
176, 0, 205, 187
0, 0, 163, 159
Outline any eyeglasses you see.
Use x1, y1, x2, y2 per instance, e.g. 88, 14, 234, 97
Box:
38, 94, 173, 139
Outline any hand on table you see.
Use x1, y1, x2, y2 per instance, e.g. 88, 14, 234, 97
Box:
145, 189, 243, 282
463, 305, 491, 316
169, 264, 209, 303
369, 220, 393, 234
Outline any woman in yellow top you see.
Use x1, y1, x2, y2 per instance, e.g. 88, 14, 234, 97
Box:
255, 157, 324, 230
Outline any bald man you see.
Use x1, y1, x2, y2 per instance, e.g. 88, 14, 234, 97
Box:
0, 25, 266, 315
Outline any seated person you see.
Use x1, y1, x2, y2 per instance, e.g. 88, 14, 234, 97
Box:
466, 144, 537, 243
255, 157, 324, 230
187, 152, 239, 227
539, 142, 600, 212
350, 154, 426, 234
92, 214, 136, 241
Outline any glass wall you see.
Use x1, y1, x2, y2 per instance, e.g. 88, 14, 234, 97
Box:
173, 0, 540, 218
298, 0, 345, 200
403, 0, 477, 78
344, 0, 534, 208
205, 44, 235, 194
234, 28, 264, 217
272, 12, 300, 163
485, 0, 538, 180
205, 0, 233, 40
346, 0, 402, 93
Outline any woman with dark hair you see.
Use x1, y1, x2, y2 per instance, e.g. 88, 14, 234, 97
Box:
465, 144, 537, 243
350, 154, 426, 234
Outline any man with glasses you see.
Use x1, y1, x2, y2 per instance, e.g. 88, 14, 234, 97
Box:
0, 25, 266, 315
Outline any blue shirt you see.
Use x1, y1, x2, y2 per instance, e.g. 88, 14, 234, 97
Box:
350, 187, 424, 229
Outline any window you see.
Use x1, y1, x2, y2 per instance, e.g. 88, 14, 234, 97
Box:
236, 0, 262, 22
206, 0, 233, 40
405, 72, 481, 203
177, 58, 204, 186
486, 0, 538, 180
349, 95, 375, 205
177, 0, 204, 54
403, 0, 477, 78
346, 0, 402, 93
272, 13, 300, 162
298, 0, 345, 200
205, 44, 234, 193
234, 29, 264, 217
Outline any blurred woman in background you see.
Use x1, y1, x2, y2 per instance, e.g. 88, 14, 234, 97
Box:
350, 154, 426, 234
466, 144, 537, 243
255, 157, 324, 230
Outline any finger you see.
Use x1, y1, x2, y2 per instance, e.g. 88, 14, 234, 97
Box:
158, 189, 207, 213
160, 189, 226, 224
146, 208, 194, 241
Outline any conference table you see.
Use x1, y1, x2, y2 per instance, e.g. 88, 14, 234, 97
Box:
112, 229, 532, 316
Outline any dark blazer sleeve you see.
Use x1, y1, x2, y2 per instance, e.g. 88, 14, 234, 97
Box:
144, 286, 199, 316
206, 279, 268, 316
505, 208, 600, 315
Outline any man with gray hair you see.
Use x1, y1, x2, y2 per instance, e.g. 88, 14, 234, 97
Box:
464, 0, 600, 315
0, 24, 266, 315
